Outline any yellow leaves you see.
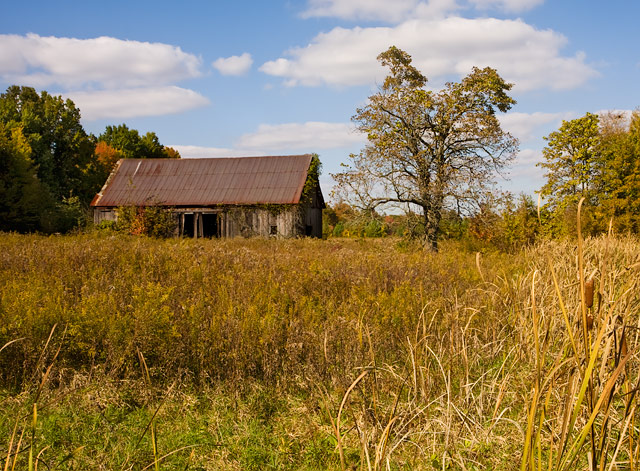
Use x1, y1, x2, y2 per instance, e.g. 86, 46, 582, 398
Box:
341, 48, 517, 249
0, 123, 32, 161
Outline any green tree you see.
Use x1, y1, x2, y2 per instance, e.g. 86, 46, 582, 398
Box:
0, 85, 97, 204
499, 194, 540, 250
538, 111, 640, 236
364, 218, 384, 238
598, 111, 640, 233
0, 85, 181, 233
139, 131, 169, 159
163, 146, 181, 159
0, 123, 54, 232
538, 113, 601, 213
98, 124, 141, 159
333, 46, 518, 250
98, 124, 180, 161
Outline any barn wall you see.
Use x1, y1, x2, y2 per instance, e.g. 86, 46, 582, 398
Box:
277, 209, 303, 238
220, 206, 305, 238
93, 204, 319, 238
94, 209, 117, 225
305, 207, 323, 238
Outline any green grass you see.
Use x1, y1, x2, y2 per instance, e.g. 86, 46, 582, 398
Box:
1, 232, 639, 469
0, 379, 343, 470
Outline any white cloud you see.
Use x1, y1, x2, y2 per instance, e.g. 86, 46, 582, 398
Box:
261, 17, 597, 91
507, 148, 545, 180
172, 122, 364, 157
169, 145, 264, 158
413, 0, 463, 17
469, 0, 544, 13
237, 122, 365, 152
301, 0, 543, 22
64, 87, 209, 121
499, 111, 573, 142
302, 0, 423, 22
0, 33, 202, 89
212, 53, 253, 76
515, 148, 543, 166
0, 34, 210, 120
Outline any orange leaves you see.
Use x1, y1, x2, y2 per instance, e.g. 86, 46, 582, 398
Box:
94, 141, 122, 172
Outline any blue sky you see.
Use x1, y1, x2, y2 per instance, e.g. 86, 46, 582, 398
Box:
1, 0, 639, 200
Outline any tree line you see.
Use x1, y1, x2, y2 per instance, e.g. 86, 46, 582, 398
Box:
322, 194, 540, 253
539, 110, 640, 236
3, 50, 639, 246
0, 85, 179, 233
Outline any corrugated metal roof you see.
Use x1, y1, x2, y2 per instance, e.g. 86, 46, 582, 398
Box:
91, 154, 313, 207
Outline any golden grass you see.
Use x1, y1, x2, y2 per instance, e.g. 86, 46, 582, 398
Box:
521, 202, 640, 471
0, 231, 639, 469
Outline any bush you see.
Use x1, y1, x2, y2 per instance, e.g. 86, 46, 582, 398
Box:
95, 219, 117, 231
364, 219, 384, 237
56, 196, 91, 232
116, 206, 176, 237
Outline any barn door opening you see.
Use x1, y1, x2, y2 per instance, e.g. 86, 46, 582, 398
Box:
202, 213, 219, 238
182, 213, 194, 237
180, 212, 218, 238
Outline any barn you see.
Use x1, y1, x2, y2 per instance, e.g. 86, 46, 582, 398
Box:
90, 154, 325, 238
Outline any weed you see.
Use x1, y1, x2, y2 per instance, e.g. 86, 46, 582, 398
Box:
1, 232, 639, 469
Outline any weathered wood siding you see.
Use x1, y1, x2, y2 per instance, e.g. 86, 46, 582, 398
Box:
218, 207, 305, 238
92, 205, 319, 238
94, 209, 117, 225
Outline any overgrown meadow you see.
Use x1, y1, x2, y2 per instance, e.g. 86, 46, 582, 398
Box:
1, 230, 639, 470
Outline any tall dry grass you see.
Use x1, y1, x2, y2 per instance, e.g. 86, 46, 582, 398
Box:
0, 234, 498, 390
521, 202, 640, 471
0, 230, 639, 469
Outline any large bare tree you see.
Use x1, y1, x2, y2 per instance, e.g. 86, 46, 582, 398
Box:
333, 47, 519, 250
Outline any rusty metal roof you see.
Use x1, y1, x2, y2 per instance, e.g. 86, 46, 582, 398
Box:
91, 154, 313, 207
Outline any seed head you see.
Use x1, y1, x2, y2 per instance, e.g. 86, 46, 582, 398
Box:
584, 278, 594, 309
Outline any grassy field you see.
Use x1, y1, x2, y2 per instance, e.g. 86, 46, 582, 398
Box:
1, 231, 639, 470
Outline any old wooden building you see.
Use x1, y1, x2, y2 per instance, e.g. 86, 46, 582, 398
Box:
90, 154, 325, 238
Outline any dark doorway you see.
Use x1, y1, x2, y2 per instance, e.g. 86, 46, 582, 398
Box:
202, 213, 219, 238
183, 213, 195, 237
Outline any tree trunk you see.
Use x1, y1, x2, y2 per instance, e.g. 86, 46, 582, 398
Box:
423, 200, 442, 251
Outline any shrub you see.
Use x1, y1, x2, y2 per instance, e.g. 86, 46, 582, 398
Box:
363, 219, 384, 237
332, 222, 345, 237
116, 205, 176, 237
